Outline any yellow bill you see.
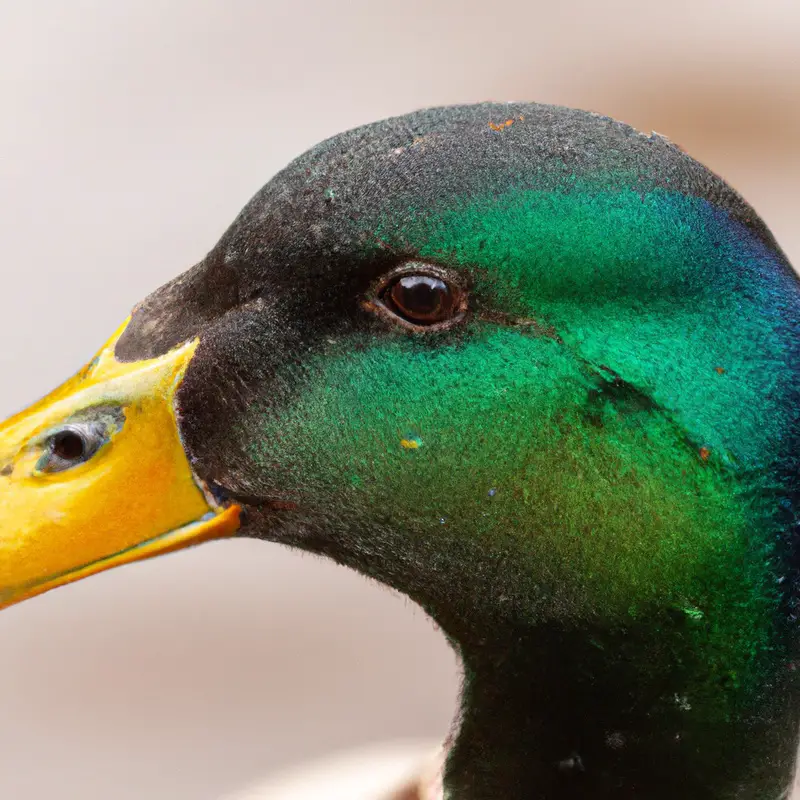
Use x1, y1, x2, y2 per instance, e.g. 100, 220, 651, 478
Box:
0, 320, 241, 610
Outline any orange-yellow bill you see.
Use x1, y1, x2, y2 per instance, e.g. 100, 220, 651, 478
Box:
0, 320, 241, 610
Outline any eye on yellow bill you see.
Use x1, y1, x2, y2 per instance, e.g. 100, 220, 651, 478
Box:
0, 319, 241, 610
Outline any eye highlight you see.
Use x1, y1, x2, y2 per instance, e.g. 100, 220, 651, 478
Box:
371, 263, 467, 330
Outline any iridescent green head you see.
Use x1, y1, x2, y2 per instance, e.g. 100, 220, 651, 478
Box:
10, 104, 800, 797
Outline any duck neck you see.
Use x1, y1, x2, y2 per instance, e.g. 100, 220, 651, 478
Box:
442, 623, 799, 800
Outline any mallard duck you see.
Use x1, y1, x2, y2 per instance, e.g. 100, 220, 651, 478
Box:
1, 102, 798, 799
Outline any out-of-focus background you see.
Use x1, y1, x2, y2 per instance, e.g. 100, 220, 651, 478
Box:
0, 2, 798, 798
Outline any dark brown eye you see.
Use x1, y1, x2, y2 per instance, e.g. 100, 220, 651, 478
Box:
377, 269, 465, 328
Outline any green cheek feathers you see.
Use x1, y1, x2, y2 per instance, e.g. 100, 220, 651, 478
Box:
244, 328, 781, 715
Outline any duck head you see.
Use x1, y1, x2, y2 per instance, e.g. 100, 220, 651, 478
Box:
1, 103, 799, 798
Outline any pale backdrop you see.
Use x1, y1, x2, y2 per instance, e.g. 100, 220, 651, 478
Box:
0, 2, 798, 798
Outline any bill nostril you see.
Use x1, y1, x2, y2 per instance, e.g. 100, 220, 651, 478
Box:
0, 464, 12, 477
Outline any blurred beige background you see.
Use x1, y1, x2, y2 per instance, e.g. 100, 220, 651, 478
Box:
0, 2, 798, 798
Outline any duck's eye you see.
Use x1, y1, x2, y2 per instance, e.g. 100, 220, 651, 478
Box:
386, 275, 453, 323
37, 424, 107, 474
376, 267, 466, 329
